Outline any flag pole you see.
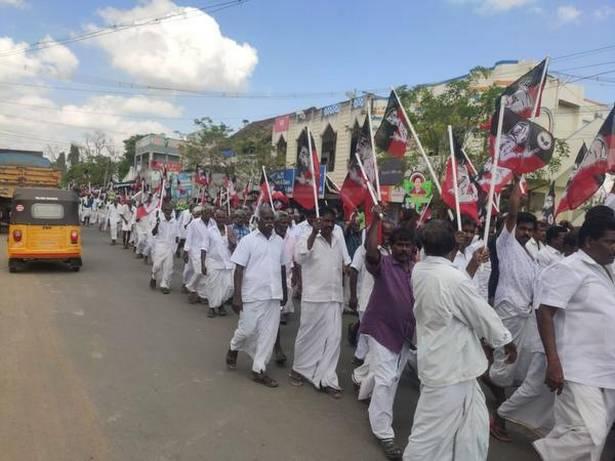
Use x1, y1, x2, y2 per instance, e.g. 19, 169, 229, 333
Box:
261, 165, 275, 211
243, 176, 253, 207
531, 57, 550, 120
355, 153, 379, 206
392, 87, 442, 194
226, 186, 231, 216
483, 99, 506, 243
460, 148, 477, 175
366, 101, 382, 201
417, 196, 433, 227
306, 128, 320, 218
448, 125, 462, 231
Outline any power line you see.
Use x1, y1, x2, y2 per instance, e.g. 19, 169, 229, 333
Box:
0, 0, 250, 59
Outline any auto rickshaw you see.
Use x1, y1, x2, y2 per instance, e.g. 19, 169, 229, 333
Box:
7, 187, 82, 272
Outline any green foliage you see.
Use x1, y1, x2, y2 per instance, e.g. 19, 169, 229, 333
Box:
118, 134, 146, 179
53, 152, 67, 173
180, 117, 232, 170
61, 155, 115, 187
67, 143, 80, 167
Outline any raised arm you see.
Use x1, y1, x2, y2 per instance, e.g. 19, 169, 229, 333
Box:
505, 177, 522, 233
365, 205, 383, 266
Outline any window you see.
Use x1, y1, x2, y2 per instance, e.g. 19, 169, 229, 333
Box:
320, 124, 337, 172
31, 203, 64, 220
276, 136, 287, 159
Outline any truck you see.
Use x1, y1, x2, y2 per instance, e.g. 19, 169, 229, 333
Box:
0, 149, 62, 232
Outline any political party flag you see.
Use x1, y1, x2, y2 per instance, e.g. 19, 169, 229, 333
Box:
557, 108, 615, 214
292, 128, 320, 210
441, 134, 480, 223
259, 169, 272, 205
488, 108, 555, 175
498, 58, 548, 119
374, 90, 409, 158
542, 181, 556, 224
340, 115, 376, 219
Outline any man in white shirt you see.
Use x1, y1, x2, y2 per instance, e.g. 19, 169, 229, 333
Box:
202, 209, 236, 318
107, 197, 122, 245
183, 207, 209, 303
149, 205, 178, 294
180, 205, 201, 293
452, 215, 491, 301
177, 203, 195, 258
536, 225, 567, 269
403, 219, 514, 460
487, 177, 539, 440
289, 207, 351, 398
226, 206, 288, 387
119, 199, 134, 249
534, 213, 615, 460
526, 220, 548, 260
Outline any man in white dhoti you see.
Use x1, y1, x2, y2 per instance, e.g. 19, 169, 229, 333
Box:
289, 207, 351, 399
119, 199, 134, 249
202, 209, 236, 318
107, 197, 122, 245
184, 207, 210, 304
149, 205, 178, 294
181, 205, 201, 293
403, 219, 515, 461
350, 209, 415, 460
272, 211, 296, 365
534, 213, 615, 461
348, 220, 393, 365
226, 206, 288, 387
486, 176, 539, 440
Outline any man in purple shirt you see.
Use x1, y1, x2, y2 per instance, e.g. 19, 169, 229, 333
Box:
358, 206, 416, 460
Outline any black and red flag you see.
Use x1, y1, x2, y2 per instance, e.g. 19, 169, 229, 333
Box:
441, 133, 480, 223
292, 128, 320, 210
374, 90, 410, 158
488, 108, 555, 175
259, 170, 272, 206
497, 58, 548, 119
340, 115, 377, 220
556, 107, 615, 214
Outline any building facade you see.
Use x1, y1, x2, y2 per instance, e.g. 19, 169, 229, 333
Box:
270, 60, 611, 217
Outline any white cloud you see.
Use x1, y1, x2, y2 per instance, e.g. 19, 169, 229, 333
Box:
87, 0, 258, 91
556, 5, 581, 24
450, 0, 535, 14
0, 35, 78, 81
0, 0, 25, 8
0, 93, 178, 153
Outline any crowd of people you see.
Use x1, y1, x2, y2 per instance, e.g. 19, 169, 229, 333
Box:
77, 178, 615, 461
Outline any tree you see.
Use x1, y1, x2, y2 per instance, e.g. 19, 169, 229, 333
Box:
180, 117, 232, 170
67, 143, 81, 167
54, 152, 67, 173
118, 134, 146, 179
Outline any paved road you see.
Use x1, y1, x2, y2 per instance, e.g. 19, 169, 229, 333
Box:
0, 227, 550, 460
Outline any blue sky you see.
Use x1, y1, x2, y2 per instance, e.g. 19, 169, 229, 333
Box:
0, 0, 613, 152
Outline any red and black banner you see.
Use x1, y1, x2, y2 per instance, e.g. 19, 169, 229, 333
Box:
293, 128, 320, 210
374, 91, 409, 158
341, 115, 377, 220
497, 58, 548, 119
441, 134, 480, 223
557, 107, 615, 214
488, 108, 555, 175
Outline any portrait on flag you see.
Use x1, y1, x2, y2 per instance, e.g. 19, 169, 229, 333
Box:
499, 58, 548, 119
292, 128, 320, 210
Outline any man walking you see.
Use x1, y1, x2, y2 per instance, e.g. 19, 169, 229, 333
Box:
290, 207, 351, 398
226, 206, 288, 387
403, 219, 515, 460
150, 205, 178, 294
534, 213, 615, 460
108, 197, 122, 245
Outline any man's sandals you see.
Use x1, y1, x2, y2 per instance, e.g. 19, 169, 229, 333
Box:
252, 371, 278, 388
489, 417, 512, 442
378, 438, 403, 460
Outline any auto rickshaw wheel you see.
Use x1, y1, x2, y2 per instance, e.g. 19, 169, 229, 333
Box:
8, 259, 21, 273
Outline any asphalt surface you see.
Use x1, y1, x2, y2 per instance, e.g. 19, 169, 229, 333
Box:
0, 226, 560, 460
